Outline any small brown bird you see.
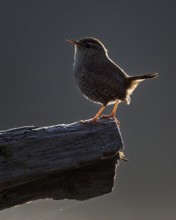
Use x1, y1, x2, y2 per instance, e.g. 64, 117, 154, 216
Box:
67, 37, 158, 124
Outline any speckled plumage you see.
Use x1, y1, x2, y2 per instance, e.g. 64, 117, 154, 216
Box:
67, 37, 158, 123
73, 38, 130, 106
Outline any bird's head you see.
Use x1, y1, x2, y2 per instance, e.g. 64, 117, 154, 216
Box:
66, 37, 108, 58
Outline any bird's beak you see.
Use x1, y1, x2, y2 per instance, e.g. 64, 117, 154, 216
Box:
66, 39, 81, 47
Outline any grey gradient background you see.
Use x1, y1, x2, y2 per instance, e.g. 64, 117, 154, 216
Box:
0, 0, 176, 219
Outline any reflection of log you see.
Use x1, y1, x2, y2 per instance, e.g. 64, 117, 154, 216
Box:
0, 118, 124, 210
0, 155, 120, 210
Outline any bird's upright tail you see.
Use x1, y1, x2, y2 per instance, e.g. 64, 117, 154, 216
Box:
129, 72, 158, 81
124, 73, 159, 104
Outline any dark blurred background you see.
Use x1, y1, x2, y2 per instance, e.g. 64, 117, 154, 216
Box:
0, 0, 175, 219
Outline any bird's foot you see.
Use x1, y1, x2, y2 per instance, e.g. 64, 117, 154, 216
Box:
101, 114, 120, 125
80, 117, 99, 124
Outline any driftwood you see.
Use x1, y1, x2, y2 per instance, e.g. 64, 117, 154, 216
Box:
0, 118, 124, 210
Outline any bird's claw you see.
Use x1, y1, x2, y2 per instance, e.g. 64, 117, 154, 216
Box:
80, 118, 99, 124
101, 114, 114, 119
101, 115, 120, 126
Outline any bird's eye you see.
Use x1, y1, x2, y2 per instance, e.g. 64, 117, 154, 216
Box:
85, 43, 90, 48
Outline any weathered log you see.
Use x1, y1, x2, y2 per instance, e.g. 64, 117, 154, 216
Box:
0, 155, 120, 210
0, 118, 124, 210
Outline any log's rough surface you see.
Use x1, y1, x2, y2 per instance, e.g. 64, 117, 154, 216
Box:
0, 118, 124, 209
0, 155, 120, 210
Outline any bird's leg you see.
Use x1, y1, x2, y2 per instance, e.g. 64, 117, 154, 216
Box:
80, 105, 106, 124
101, 100, 120, 125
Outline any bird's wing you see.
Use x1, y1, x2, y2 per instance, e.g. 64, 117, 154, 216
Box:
89, 64, 126, 101
91, 62, 125, 95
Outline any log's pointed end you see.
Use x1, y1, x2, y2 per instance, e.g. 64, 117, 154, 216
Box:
118, 151, 128, 162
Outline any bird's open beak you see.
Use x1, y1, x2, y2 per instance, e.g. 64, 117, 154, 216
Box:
66, 39, 81, 47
